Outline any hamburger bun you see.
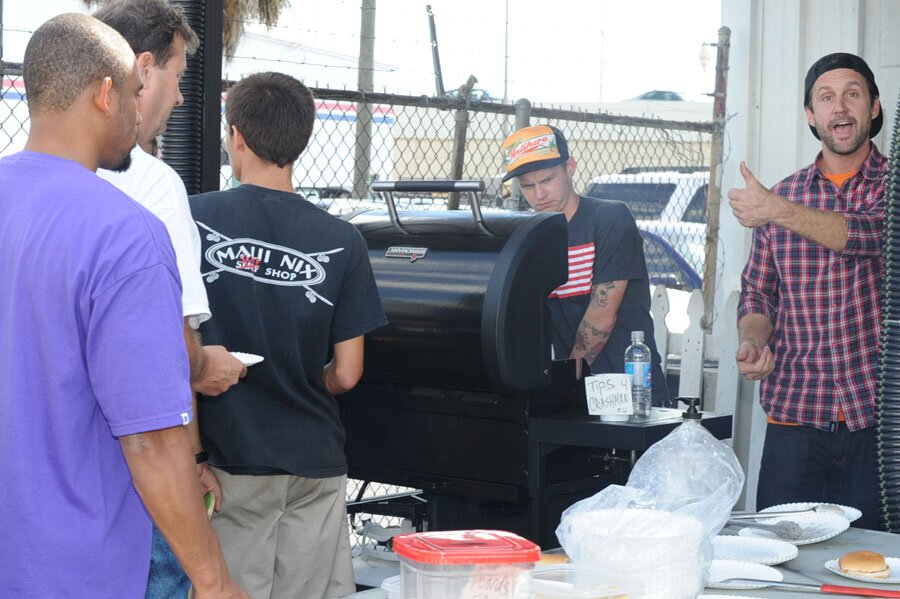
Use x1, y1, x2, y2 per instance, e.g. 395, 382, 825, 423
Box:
537, 551, 569, 565
839, 550, 890, 579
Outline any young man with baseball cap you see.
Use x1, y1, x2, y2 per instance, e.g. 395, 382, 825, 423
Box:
729, 53, 886, 529
500, 125, 668, 406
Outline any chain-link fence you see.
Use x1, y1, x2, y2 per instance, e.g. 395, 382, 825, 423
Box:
0, 68, 28, 160
2, 62, 721, 553
218, 83, 716, 292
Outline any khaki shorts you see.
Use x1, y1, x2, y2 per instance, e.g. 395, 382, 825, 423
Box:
211, 469, 355, 599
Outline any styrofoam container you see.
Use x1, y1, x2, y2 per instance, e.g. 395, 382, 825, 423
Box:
392, 529, 540, 599
531, 563, 642, 598
381, 574, 401, 599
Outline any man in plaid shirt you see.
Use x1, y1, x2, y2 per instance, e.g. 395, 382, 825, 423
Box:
729, 53, 886, 530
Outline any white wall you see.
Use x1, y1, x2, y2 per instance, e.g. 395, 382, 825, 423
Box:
719, 0, 898, 509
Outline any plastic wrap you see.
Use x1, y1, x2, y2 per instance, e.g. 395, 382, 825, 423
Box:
556, 418, 744, 598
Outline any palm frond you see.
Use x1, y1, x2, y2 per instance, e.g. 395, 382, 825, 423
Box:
78, 0, 290, 58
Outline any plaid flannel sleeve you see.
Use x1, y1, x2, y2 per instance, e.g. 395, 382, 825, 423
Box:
842, 175, 885, 257
737, 223, 779, 322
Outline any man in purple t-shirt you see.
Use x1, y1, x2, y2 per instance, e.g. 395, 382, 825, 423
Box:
0, 14, 247, 599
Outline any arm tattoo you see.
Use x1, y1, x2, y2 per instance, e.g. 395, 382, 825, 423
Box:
573, 320, 611, 364
590, 281, 616, 308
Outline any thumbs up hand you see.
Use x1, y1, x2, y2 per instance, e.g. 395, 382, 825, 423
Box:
727, 162, 784, 228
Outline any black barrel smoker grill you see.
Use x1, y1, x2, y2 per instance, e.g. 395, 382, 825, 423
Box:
339, 181, 732, 547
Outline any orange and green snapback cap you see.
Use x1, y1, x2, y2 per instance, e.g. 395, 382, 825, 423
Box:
501, 125, 569, 182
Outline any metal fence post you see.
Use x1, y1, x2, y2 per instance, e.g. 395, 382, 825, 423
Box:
447, 108, 469, 209
702, 26, 730, 333
510, 98, 532, 210
352, 0, 376, 199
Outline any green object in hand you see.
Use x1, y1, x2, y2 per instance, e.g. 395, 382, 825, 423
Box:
204, 491, 215, 518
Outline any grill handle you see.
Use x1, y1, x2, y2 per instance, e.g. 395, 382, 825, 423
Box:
372, 180, 490, 235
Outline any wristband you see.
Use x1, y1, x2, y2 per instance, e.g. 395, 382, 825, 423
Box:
195, 451, 209, 464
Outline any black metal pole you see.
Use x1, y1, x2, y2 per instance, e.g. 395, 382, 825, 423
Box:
200, 0, 223, 193
164, 0, 223, 194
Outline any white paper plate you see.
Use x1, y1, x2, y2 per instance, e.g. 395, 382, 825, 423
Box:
737, 511, 849, 545
760, 501, 862, 523
699, 596, 764, 599
713, 535, 798, 565
230, 351, 264, 367
707, 559, 783, 590
825, 557, 900, 584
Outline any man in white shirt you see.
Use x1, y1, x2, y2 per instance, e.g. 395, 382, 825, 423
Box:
95, 1, 246, 597
96, 1, 245, 398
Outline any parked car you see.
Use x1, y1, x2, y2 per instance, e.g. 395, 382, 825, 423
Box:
445, 88, 493, 102
584, 170, 709, 286
636, 219, 705, 282
632, 90, 688, 101
583, 171, 708, 223
638, 226, 702, 291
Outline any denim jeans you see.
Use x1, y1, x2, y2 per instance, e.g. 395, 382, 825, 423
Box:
757, 422, 882, 531
145, 524, 191, 599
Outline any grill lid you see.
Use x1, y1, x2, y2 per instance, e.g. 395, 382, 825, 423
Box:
349, 182, 567, 395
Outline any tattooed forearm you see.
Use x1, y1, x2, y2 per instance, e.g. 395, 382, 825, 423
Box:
572, 320, 611, 364
590, 281, 616, 308
570, 279, 624, 370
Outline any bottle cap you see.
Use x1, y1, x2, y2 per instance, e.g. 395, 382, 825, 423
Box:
631, 330, 644, 343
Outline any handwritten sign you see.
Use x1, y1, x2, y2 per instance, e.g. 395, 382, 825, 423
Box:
584, 373, 633, 416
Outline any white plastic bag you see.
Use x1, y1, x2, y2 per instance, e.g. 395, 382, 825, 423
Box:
555, 418, 744, 598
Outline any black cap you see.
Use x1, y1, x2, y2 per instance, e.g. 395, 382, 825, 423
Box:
803, 52, 881, 140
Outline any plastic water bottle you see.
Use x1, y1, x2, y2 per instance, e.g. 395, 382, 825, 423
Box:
624, 330, 652, 417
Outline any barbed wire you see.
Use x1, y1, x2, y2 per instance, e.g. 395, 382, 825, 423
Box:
223, 53, 397, 73
0, 26, 35, 35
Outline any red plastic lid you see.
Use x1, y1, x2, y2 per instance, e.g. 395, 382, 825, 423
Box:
392, 530, 541, 565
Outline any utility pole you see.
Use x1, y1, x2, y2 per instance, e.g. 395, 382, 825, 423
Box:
353, 0, 376, 199
502, 0, 509, 105
1, 0, 5, 74
598, 0, 604, 103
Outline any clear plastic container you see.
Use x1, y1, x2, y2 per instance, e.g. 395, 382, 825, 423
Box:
531, 564, 642, 598
392, 529, 540, 599
561, 508, 706, 599
381, 574, 401, 599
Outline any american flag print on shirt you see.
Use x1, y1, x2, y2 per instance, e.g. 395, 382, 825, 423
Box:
549, 242, 594, 298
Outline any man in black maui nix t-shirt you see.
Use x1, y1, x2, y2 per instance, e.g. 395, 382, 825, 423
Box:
500, 125, 667, 406
190, 72, 387, 599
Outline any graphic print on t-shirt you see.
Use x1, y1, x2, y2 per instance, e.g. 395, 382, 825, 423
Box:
196, 221, 343, 305
549, 242, 595, 299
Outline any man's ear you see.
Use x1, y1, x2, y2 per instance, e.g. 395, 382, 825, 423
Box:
805, 105, 816, 128
231, 125, 246, 149
92, 77, 114, 116
135, 51, 154, 84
